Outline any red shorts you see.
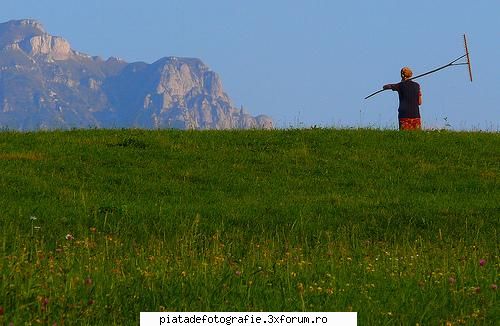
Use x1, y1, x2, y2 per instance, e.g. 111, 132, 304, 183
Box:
399, 118, 421, 130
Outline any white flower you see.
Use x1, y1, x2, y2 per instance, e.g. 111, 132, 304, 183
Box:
65, 234, 74, 240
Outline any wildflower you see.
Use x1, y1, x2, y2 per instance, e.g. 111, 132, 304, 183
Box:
491, 284, 498, 291
65, 234, 74, 241
87, 299, 95, 306
474, 286, 481, 294
479, 259, 486, 267
30, 216, 37, 221
40, 297, 49, 311
85, 277, 93, 286
448, 277, 456, 285
234, 270, 242, 277
90, 227, 97, 233
0, 305, 4, 315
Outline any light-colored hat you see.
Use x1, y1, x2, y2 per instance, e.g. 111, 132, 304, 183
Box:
401, 67, 413, 79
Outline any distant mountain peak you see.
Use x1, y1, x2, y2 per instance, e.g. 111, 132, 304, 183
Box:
0, 18, 73, 61
5, 19, 45, 32
0, 19, 45, 40
0, 19, 273, 130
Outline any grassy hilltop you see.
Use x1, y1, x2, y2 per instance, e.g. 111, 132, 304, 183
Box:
0, 128, 498, 325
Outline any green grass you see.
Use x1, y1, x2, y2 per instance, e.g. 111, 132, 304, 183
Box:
0, 128, 498, 325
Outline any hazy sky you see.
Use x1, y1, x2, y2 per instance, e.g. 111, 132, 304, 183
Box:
2, 0, 498, 130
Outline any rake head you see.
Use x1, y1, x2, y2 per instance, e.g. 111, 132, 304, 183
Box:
463, 34, 473, 82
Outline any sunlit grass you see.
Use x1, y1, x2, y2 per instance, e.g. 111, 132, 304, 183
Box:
0, 128, 498, 325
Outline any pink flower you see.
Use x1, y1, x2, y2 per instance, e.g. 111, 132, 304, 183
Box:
40, 297, 49, 311
479, 259, 486, 267
491, 284, 498, 291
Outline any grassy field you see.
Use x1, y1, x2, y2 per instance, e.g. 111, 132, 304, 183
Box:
0, 128, 498, 325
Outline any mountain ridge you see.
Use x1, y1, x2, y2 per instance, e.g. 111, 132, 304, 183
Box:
0, 19, 273, 130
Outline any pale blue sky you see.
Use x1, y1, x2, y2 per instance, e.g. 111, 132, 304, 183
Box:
2, 0, 498, 130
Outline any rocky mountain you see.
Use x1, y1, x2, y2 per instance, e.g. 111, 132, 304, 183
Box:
0, 19, 273, 130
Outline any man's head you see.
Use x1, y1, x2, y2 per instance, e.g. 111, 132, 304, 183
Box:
401, 67, 413, 80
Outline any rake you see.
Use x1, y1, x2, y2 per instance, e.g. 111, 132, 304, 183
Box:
365, 34, 473, 100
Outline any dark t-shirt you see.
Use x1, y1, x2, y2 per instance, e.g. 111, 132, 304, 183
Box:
388, 80, 421, 119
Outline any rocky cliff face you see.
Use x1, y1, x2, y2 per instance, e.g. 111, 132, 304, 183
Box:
0, 19, 272, 130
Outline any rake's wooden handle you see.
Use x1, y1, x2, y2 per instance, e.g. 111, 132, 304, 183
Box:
364, 88, 387, 100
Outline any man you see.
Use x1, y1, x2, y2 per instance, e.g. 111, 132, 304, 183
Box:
383, 67, 423, 130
